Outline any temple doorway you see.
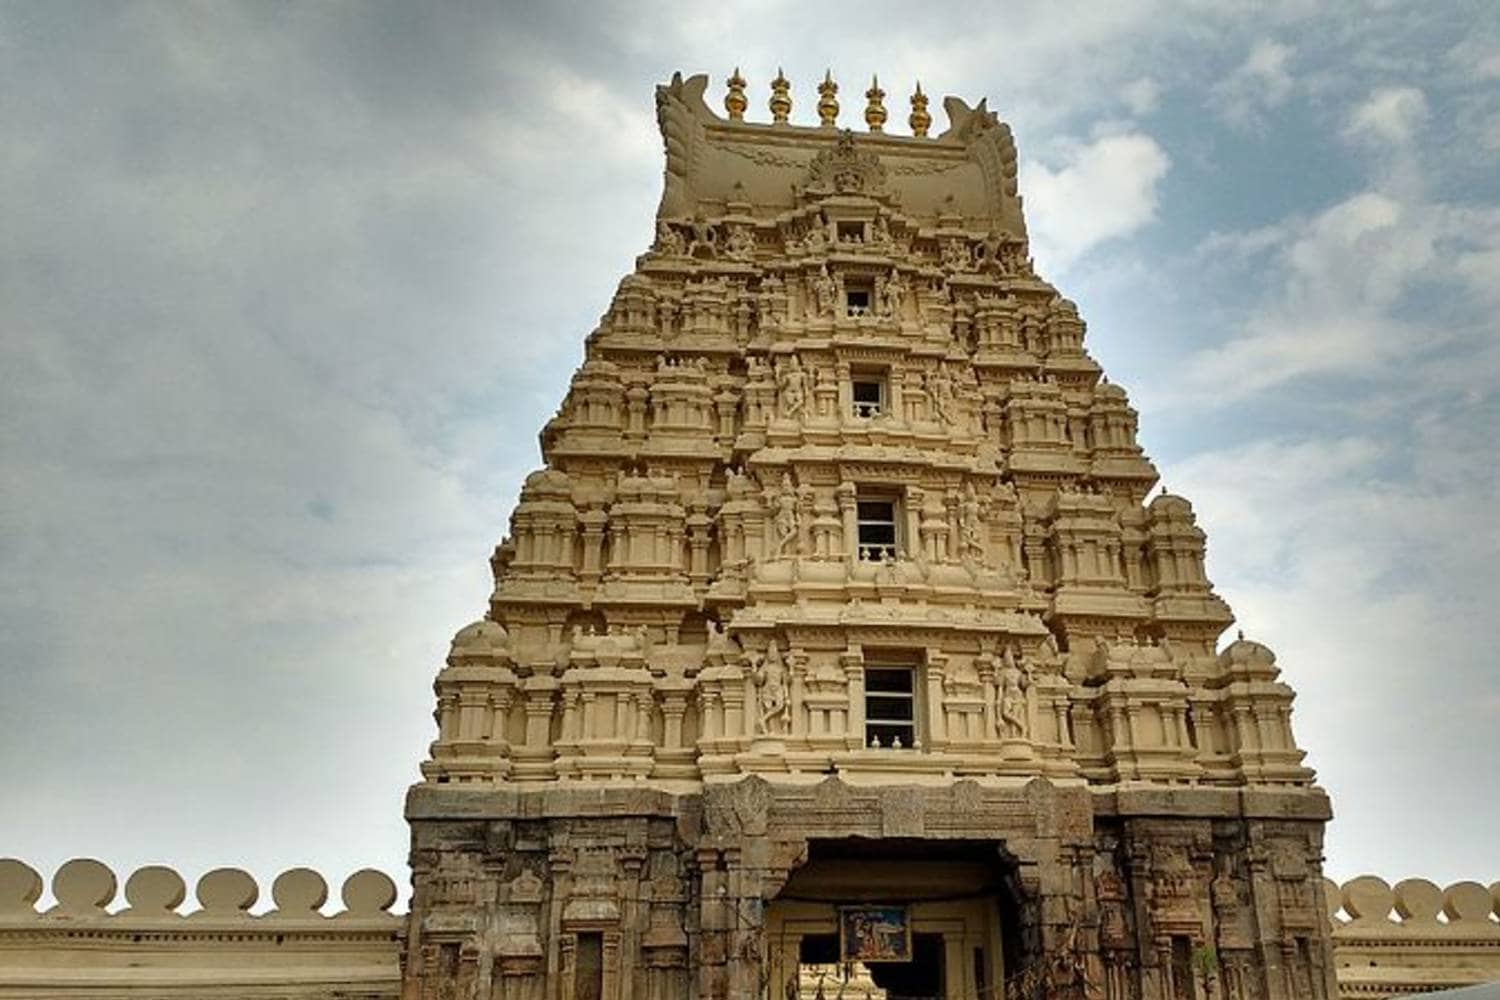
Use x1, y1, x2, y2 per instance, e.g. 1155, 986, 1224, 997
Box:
765, 839, 1016, 1000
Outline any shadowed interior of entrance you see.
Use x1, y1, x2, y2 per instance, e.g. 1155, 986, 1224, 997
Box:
768, 838, 1025, 1000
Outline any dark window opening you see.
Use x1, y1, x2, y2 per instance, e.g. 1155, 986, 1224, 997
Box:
865, 666, 916, 749
851, 377, 884, 418
846, 286, 872, 316
856, 498, 897, 560
837, 221, 865, 243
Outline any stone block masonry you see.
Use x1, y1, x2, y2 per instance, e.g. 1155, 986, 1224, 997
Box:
404, 68, 1339, 1000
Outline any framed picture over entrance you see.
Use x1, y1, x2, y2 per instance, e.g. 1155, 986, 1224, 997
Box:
838, 905, 912, 963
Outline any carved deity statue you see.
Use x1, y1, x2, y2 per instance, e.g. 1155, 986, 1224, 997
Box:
928, 365, 956, 425
810, 264, 837, 318
804, 223, 828, 254
687, 215, 717, 257
941, 237, 973, 271
753, 640, 791, 735
654, 220, 685, 257
959, 483, 986, 562
776, 355, 807, 420
999, 644, 1032, 739
756, 274, 784, 331
725, 223, 755, 262
879, 269, 906, 318
772, 474, 800, 557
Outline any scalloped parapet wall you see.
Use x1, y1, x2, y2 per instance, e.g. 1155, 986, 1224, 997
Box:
0, 858, 402, 999
1324, 875, 1500, 998
5, 862, 1498, 998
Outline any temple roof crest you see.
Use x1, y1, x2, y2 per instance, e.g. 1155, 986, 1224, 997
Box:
653, 69, 1026, 236
800, 130, 888, 198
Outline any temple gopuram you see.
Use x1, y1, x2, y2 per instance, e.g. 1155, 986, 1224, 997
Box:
402, 69, 1334, 1000
4, 68, 1499, 1000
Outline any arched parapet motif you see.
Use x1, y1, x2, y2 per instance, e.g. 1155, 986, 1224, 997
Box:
0, 858, 400, 922
0, 859, 401, 998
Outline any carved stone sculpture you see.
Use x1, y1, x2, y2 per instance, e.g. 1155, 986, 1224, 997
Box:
406, 69, 1335, 1000
753, 641, 791, 735
776, 355, 807, 420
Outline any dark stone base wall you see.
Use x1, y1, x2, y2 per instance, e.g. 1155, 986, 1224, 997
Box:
400, 781, 1334, 1000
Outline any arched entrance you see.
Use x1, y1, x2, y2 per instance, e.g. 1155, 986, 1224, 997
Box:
764, 839, 1021, 1000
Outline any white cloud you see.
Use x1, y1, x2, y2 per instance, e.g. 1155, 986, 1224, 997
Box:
1212, 39, 1295, 128
1171, 429, 1500, 884
1121, 76, 1161, 115
3, 0, 1499, 897
1020, 131, 1170, 273
1163, 191, 1453, 404
1343, 86, 1429, 145
1448, 35, 1500, 81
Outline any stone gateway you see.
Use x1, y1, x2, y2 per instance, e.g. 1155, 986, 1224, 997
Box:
401, 70, 1335, 1000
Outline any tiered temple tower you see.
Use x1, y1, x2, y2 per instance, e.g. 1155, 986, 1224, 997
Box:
402, 71, 1335, 1000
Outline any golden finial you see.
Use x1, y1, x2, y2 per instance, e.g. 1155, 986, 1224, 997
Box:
724, 67, 748, 121
864, 75, 887, 132
909, 80, 931, 138
817, 70, 839, 128
768, 67, 792, 125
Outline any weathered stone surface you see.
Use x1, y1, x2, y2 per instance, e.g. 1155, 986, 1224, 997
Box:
402, 68, 1340, 1000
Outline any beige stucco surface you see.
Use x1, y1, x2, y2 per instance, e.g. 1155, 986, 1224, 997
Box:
5, 68, 1494, 1000
3, 861, 1497, 998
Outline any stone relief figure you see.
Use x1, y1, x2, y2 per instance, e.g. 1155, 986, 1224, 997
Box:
752, 641, 791, 735
725, 223, 755, 262
879, 269, 906, 318
776, 355, 807, 420
979, 230, 1005, 269
654, 220, 685, 257
959, 483, 986, 562
804, 222, 828, 254
773, 474, 801, 557
871, 214, 892, 249
928, 365, 956, 425
810, 264, 837, 318
998, 644, 1032, 739
756, 274, 784, 330
941, 237, 973, 272
687, 215, 717, 257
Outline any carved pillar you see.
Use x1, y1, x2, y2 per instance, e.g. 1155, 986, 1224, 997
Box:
924, 647, 948, 751
841, 644, 865, 750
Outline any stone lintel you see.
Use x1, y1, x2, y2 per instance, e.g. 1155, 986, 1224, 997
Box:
1090, 784, 1333, 822
404, 783, 690, 822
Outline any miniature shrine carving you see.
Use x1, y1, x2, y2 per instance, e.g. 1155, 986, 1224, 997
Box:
404, 68, 1336, 1000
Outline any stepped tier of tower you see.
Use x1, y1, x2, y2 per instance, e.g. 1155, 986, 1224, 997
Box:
420, 72, 1313, 793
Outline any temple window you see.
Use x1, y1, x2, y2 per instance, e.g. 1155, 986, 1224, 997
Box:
856, 496, 899, 560
837, 220, 865, 243
851, 373, 885, 418
865, 665, 917, 749
845, 280, 873, 316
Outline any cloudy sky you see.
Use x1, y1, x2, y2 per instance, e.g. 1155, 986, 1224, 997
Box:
2, 1, 1497, 905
